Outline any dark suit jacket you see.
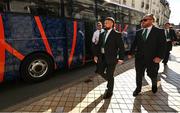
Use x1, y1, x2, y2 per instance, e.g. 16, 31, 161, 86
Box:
129, 26, 166, 64
93, 29, 125, 64
165, 29, 177, 51
169, 29, 177, 41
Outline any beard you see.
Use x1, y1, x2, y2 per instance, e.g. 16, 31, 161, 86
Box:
105, 27, 111, 30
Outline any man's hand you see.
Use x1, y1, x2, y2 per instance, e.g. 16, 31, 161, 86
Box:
94, 56, 98, 63
153, 57, 161, 63
128, 55, 132, 59
118, 60, 124, 64
172, 41, 177, 45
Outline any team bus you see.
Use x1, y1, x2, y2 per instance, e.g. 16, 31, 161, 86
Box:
0, 0, 144, 83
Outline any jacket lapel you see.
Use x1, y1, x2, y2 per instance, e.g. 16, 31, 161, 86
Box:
146, 26, 154, 41
139, 29, 144, 40
105, 30, 113, 45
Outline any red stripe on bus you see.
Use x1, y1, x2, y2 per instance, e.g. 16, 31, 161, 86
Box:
3, 42, 25, 61
123, 24, 128, 32
34, 16, 53, 56
68, 21, 77, 67
0, 14, 5, 82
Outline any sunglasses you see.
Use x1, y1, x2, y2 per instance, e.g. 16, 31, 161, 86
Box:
141, 18, 152, 22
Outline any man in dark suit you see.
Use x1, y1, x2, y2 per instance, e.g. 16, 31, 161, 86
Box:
93, 17, 125, 99
162, 22, 177, 65
128, 14, 166, 96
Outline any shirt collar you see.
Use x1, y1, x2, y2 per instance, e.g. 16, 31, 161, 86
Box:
146, 25, 153, 30
107, 28, 112, 33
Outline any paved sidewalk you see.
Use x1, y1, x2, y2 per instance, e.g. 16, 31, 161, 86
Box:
4, 46, 180, 113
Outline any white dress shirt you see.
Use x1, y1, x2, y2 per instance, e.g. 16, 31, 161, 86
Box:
142, 25, 152, 39
104, 28, 112, 43
92, 29, 104, 45
164, 29, 171, 41
101, 28, 112, 54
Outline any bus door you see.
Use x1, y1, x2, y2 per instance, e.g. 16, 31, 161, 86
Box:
84, 21, 95, 62
0, 13, 16, 81
66, 20, 85, 68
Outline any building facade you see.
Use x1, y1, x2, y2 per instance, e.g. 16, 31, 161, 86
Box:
109, 0, 171, 26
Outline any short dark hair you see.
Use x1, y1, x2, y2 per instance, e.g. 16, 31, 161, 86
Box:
97, 21, 102, 26
165, 22, 170, 25
143, 14, 156, 22
105, 17, 115, 24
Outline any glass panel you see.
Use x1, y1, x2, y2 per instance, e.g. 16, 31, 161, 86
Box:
10, 0, 60, 16
64, 0, 72, 17
10, 0, 31, 13
0, 1, 7, 12
130, 10, 142, 25
72, 0, 95, 20
96, 1, 116, 22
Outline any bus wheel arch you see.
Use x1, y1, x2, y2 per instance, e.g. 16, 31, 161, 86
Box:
20, 52, 55, 83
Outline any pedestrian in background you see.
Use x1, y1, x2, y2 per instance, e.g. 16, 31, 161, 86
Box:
162, 22, 177, 66
93, 17, 125, 99
92, 21, 104, 45
128, 14, 166, 96
92, 21, 104, 73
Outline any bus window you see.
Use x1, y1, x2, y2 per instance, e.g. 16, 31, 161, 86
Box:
64, 0, 73, 18
9, 0, 31, 13
115, 6, 123, 23
28, 0, 60, 16
0, 3, 4, 12
0, 0, 7, 12
96, 1, 116, 22
9, 0, 60, 16
72, 0, 96, 20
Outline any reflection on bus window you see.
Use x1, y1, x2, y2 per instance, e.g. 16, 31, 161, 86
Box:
9, 0, 60, 16
72, 0, 96, 20
10, 0, 31, 13
0, 4, 4, 12
64, 0, 72, 18
96, 1, 116, 22
0, 0, 8, 12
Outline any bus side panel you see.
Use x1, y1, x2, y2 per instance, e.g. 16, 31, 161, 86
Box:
2, 14, 21, 81
66, 20, 85, 68
4, 52, 20, 81
2, 14, 51, 81
39, 16, 67, 68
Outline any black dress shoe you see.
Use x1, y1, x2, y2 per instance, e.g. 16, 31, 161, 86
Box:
152, 85, 157, 93
103, 90, 113, 99
133, 90, 141, 97
84, 78, 93, 83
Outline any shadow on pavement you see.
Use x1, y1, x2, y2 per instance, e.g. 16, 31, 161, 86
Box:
81, 95, 111, 113
132, 74, 177, 112
161, 65, 180, 94
61, 61, 134, 113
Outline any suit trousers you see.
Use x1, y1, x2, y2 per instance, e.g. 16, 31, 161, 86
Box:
97, 54, 116, 93
135, 59, 159, 91
163, 41, 172, 64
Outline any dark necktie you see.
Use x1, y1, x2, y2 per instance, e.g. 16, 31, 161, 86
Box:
102, 30, 107, 48
166, 30, 170, 39
142, 28, 148, 41
99, 30, 101, 38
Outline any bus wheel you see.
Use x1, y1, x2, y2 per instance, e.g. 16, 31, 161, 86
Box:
20, 53, 54, 83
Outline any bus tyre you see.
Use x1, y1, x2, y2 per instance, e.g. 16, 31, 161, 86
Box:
20, 53, 54, 83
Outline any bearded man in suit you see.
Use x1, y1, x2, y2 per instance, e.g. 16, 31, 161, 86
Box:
128, 14, 166, 96
93, 17, 125, 99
